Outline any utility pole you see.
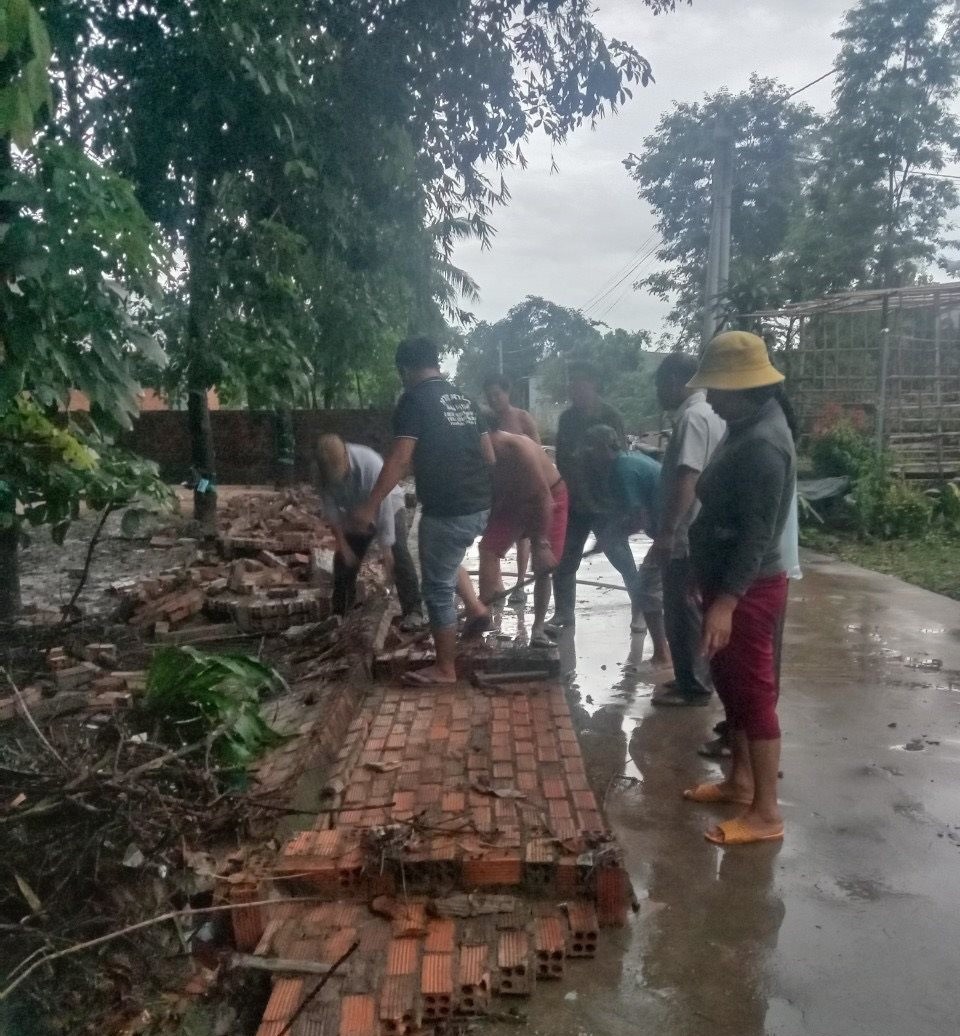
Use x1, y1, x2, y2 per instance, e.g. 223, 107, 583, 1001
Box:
702, 114, 735, 350
498, 340, 504, 376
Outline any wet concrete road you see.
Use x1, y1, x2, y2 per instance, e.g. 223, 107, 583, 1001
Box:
493, 544, 960, 1036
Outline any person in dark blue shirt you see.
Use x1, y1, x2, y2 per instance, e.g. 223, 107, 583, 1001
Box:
582, 425, 671, 667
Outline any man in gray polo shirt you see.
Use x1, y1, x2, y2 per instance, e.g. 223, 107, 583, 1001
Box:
648, 353, 726, 706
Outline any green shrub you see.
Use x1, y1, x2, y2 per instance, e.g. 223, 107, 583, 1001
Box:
931, 482, 960, 537
854, 454, 933, 539
809, 421, 876, 479
144, 646, 288, 770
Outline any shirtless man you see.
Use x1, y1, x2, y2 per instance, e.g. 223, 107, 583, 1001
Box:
483, 374, 541, 604
469, 414, 567, 646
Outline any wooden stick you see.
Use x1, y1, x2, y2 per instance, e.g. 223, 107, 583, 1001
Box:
228, 953, 332, 976
0, 895, 325, 1001
277, 941, 359, 1036
0, 667, 68, 770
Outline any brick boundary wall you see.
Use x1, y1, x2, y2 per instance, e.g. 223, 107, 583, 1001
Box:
123, 408, 393, 484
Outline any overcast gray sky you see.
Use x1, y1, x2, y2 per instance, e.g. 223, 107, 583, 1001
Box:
453, 0, 852, 337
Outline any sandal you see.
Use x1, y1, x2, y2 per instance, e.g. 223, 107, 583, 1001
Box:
704, 818, 784, 846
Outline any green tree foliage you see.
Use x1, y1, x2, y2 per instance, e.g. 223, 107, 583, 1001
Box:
624, 75, 820, 334
788, 0, 960, 295
458, 295, 660, 430
66, 0, 671, 518
1, 0, 170, 621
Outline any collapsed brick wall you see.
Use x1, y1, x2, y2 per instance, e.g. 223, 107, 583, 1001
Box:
124, 409, 393, 484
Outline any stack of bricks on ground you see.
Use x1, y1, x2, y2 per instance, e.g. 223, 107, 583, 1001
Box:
110, 491, 387, 637
227, 682, 633, 1035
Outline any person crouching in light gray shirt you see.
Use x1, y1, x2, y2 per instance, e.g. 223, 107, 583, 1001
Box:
316, 434, 424, 630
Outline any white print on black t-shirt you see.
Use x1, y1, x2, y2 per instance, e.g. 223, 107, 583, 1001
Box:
440, 393, 477, 428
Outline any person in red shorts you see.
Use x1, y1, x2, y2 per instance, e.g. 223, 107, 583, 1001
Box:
682, 331, 797, 847
471, 416, 567, 647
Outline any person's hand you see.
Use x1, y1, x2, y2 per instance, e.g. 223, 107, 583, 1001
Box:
701, 595, 737, 658
532, 541, 557, 575
646, 535, 673, 566
339, 543, 359, 570
349, 501, 377, 536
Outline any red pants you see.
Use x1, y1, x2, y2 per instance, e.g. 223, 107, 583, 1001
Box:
706, 573, 788, 741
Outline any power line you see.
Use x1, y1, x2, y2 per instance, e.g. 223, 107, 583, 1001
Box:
581, 238, 661, 317
579, 231, 657, 311
786, 67, 837, 99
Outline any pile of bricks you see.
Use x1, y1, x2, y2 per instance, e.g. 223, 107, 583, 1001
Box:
268, 684, 626, 903
0, 642, 146, 722
106, 492, 349, 638
238, 680, 632, 1036
248, 898, 599, 1035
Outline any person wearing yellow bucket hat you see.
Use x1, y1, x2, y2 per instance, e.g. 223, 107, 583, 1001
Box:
681, 331, 797, 846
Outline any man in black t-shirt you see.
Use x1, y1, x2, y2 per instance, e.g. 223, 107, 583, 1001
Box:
352, 336, 493, 685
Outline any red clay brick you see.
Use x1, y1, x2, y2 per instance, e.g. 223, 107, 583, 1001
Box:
262, 978, 304, 1022
577, 810, 606, 834
555, 856, 580, 895
572, 789, 598, 812
462, 851, 522, 887
496, 930, 533, 995
516, 771, 538, 792
391, 902, 428, 938
596, 866, 630, 927
494, 797, 518, 824
515, 753, 537, 772
541, 777, 566, 800
537, 744, 560, 763
421, 952, 454, 996
548, 799, 573, 821
492, 762, 514, 779
340, 995, 376, 1036
565, 900, 599, 958
386, 938, 420, 976
320, 927, 357, 964
378, 974, 421, 1032
424, 918, 456, 953
416, 783, 441, 807
441, 791, 466, 814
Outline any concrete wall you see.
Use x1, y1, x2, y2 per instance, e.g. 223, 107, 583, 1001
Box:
125, 408, 393, 484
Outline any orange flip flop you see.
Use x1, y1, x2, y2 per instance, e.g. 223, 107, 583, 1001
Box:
704, 818, 784, 846
682, 782, 752, 806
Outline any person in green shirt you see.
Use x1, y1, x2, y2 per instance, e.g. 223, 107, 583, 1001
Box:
581, 424, 671, 666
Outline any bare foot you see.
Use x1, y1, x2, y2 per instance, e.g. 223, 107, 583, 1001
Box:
401, 665, 457, 686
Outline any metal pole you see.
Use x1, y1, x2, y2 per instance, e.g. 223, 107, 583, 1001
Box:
702, 115, 735, 349
934, 291, 943, 477
498, 340, 504, 376
876, 325, 890, 449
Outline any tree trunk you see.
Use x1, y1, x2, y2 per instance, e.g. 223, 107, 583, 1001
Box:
0, 526, 21, 624
273, 408, 296, 487
188, 388, 217, 526
184, 143, 218, 526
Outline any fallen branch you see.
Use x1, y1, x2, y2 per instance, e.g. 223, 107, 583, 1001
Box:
0, 667, 68, 771
0, 895, 324, 1002
60, 504, 116, 622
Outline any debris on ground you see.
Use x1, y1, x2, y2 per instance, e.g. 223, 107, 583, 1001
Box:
0, 490, 399, 1036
